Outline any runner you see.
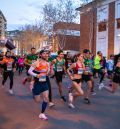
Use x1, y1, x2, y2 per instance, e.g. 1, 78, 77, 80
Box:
23, 47, 38, 85
0, 51, 15, 94
0, 52, 4, 77
106, 54, 114, 79
67, 53, 85, 108
28, 50, 50, 120
46, 51, 55, 107
51, 50, 66, 102
93, 51, 106, 90
18, 55, 24, 75
82, 49, 93, 104
103, 54, 120, 93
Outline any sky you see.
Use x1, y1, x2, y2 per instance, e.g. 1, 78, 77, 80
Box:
0, 0, 80, 31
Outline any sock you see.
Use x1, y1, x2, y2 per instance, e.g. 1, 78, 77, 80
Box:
41, 101, 48, 113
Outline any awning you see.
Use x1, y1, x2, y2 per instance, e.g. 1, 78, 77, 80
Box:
0, 39, 16, 50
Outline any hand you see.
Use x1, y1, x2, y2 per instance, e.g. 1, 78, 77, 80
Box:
36, 74, 42, 78
13, 68, 16, 72
70, 75, 74, 80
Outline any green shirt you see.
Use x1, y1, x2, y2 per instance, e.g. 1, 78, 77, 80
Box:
54, 58, 65, 72
84, 58, 93, 72
26, 54, 38, 65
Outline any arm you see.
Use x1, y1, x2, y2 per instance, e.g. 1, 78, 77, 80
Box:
24, 58, 30, 66
51, 59, 56, 66
67, 63, 75, 79
28, 66, 37, 77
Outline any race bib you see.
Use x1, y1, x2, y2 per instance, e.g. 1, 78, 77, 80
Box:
85, 66, 90, 72
39, 76, 46, 82
57, 66, 63, 72
20, 62, 24, 65
78, 68, 84, 74
7, 62, 12, 71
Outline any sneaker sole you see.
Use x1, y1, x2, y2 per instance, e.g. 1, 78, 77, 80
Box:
39, 117, 48, 121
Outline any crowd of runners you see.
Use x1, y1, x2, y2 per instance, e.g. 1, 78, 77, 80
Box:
0, 47, 120, 120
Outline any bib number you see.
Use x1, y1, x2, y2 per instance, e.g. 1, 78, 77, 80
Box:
78, 68, 84, 74
7, 62, 12, 71
20, 62, 24, 65
85, 66, 90, 72
57, 66, 63, 72
39, 76, 46, 82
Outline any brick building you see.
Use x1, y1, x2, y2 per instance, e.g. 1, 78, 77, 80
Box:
0, 10, 7, 52
52, 22, 80, 52
77, 0, 120, 58
0, 10, 7, 39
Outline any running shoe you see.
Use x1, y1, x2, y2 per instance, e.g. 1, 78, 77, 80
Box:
98, 83, 104, 90
9, 89, 14, 95
39, 113, 48, 120
68, 103, 75, 109
68, 93, 73, 102
84, 98, 91, 104
61, 96, 66, 102
91, 91, 96, 96
49, 102, 55, 107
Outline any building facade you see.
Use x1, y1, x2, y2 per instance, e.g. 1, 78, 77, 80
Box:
0, 10, 7, 53
0, 10, 7, 39
77, 0, 120, 58
53, 22, 80, 52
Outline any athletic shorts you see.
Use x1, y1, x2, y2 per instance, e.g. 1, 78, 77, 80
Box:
72, 78, 82, 84
82, 74, 91, 82
113, 74, 120, 84
107, 70, 113, 76
32, 81, 49, 96
55, 71, 64, 83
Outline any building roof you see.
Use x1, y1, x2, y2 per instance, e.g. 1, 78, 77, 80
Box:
0, 10, 7, 22
76, 0, 104, 11
53, 22, 80, 31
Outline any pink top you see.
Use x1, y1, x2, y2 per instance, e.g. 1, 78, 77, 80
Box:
18, 58, 24, 66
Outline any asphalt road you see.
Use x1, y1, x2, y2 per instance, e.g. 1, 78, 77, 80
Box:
0, 71, 120, 129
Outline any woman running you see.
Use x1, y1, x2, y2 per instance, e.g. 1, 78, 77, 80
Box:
67, 53, 85, 108
18, 56, 24, 75
28, 50, 50, 120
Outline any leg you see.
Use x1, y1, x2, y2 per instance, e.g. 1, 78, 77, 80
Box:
47, 76, 52, 102
9, 71, 14, 90
85, 80, 92, 99
2, 72, 8, 86
39, 90, 49, 120
104, 82, 117, 93
72, 82, 84, 100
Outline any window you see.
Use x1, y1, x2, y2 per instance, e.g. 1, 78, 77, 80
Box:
97, 6, 108, 22
98, 22, 107, 32
117, 3, 120, 18
117, 18, 120, 29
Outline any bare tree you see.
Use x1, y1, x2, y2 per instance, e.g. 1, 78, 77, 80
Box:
15, 24, 46, 55
42, 0, 79, 51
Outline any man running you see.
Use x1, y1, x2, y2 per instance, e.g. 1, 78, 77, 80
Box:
0, 51, 16, 94
23, 47, 38, 84
51, 50, 66, 102
28, 50, 50, 120
82, 49, 93, 104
